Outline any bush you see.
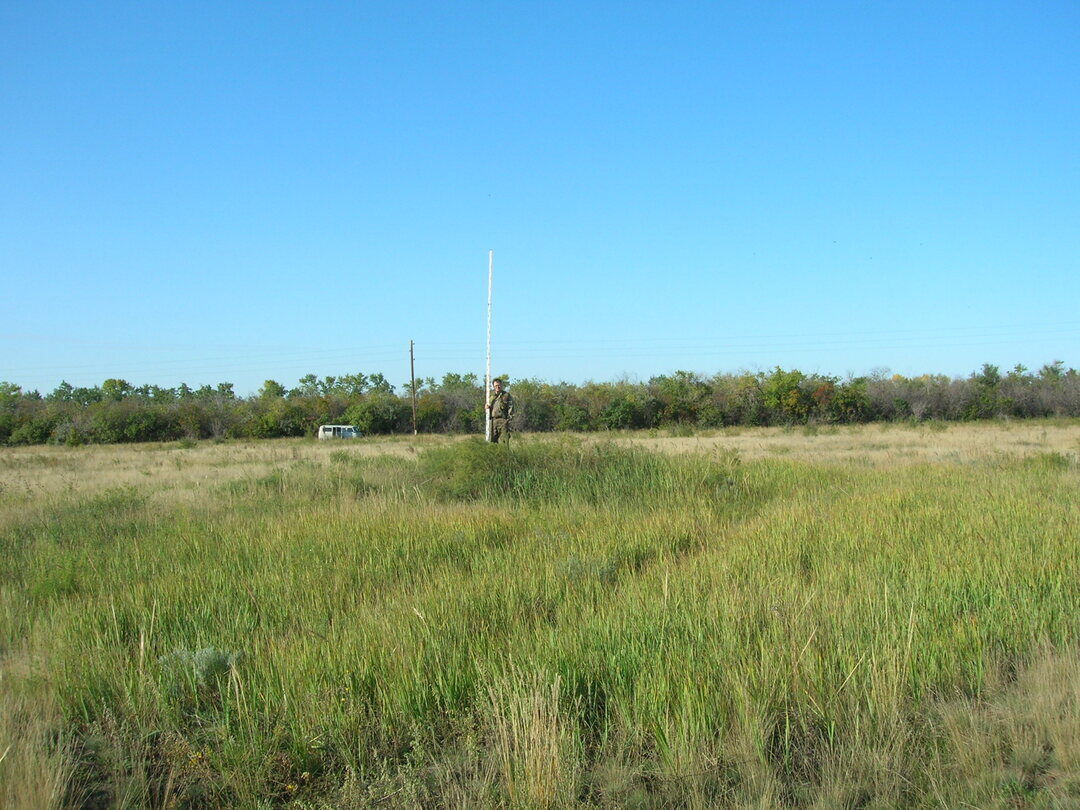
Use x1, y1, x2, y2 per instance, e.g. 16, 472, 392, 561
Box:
344, 395, 409, 435
599, 396, 641, 430
8, 416, 57, 445
829, 379, 872, 423
242, 400, 309, 438
554, 404, 590, 432
414, 393, 446, 433
651, 371, 710, 425
761, 368, 810, 423
1, 365, 1077, 447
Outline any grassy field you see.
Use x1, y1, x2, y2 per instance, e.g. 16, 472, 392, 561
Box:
1, 420, 1079, 808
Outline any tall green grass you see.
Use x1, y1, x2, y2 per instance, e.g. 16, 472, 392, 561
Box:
415, 437, 741, 504
1, 438, 1078, 807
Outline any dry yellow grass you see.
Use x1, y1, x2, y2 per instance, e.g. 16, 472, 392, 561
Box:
0, 434, 445, 503
0, 654, 75, 810
617, 419, 1080, 466
2, 420, 1076, 508
488, 671, 578, 809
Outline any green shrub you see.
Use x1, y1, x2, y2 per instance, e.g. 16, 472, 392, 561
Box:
553, 404, 590, 432
345, 394, 409, 434
598, 396, 640, 430
8, 417, 56, 445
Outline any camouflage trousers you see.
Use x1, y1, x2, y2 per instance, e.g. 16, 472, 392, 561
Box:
489, 418, 511, 444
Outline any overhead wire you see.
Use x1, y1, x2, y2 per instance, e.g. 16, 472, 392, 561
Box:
3, 320, 1076, 385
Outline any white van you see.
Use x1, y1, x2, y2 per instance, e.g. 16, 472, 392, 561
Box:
317, 425, 362, 440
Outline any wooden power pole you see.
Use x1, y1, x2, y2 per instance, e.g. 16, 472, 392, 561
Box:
410, 340, 417, 435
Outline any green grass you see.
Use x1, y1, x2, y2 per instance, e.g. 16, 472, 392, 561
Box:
1, 436, 1079, 807
416, 437, 740, 504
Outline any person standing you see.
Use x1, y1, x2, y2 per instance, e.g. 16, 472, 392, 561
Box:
486, 378, 514, 443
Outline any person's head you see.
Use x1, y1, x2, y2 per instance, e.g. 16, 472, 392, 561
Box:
492, 378, 503, 393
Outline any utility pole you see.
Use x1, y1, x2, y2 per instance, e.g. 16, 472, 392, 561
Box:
410, 340, 417, 436
485, 250, 493, 442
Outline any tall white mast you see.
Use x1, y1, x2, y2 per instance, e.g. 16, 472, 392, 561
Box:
485, 249, 493, 441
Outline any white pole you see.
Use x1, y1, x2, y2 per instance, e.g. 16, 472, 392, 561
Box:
485, 249, 493, 441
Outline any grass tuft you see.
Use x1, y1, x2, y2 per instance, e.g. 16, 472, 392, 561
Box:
416, 436, 738, 504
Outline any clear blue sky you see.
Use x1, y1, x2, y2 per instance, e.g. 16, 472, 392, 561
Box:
3, 1, 1077, 395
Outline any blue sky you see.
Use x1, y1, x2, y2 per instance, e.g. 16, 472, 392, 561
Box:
2, 1, 1077, 395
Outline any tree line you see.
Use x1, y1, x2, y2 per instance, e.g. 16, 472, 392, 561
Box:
1, 362, 1077, 446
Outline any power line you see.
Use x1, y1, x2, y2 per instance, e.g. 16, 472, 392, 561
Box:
3, 322, 1075, 385
3, 319, 1077, 356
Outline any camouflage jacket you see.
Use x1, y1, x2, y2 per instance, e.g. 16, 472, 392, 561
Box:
488, 390, 514, 420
